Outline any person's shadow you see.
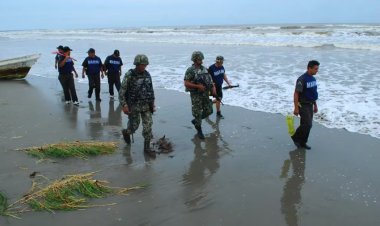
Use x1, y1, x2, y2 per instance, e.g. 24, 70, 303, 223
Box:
181, 132, 221, 210
86, 101, 102, 140
204, 117, 233, 153
122, 145, 133, 165
63, 104, 78, 129
280, 149, 306, 226
107, 100, 122, 138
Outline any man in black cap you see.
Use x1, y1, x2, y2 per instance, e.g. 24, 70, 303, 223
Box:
58, 46, 80, 105
104, 50, 123, 98
82, 48, 104, 101
55, 45, 64, 70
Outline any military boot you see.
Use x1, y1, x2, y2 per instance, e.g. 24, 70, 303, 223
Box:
122, 129, 131, 144
196, 126, 205, 140
216, 111, 224, 119
192, 119, 205, 139
144, 139, 156, 157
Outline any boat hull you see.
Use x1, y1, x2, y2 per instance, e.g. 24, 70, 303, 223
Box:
0, 54, 41, 79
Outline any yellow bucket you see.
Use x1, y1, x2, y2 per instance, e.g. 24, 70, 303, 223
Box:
286, 115, 295, 136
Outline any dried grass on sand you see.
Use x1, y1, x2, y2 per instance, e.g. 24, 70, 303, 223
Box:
22, 141, 117, 159
3, 173, 145, 218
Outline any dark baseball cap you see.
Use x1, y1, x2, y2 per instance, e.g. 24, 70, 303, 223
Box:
56, 45, 64, 50
216, 55, 224, 61
87, 48, 95, 53
113, 49, 120, 56
63, 46, 72, 52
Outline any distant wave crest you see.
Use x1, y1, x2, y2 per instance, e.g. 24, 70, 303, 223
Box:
1, 24, 379, 51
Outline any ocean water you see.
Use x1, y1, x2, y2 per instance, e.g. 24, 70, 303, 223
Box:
0, 24, 379, 139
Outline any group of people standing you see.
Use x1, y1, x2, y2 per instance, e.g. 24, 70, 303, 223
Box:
118, 51, 233, 156
55, 47, 233, 156
55, 45, 123, 105
55, 46, 319, 155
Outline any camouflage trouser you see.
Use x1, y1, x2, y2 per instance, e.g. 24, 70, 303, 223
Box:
125, 104, 153, 140
190, 92, 213, 128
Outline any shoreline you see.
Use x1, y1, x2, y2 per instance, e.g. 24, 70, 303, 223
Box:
0, 75, 379, 226
29, 74, 380, 141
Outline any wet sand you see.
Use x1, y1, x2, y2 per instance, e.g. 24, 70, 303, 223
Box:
0, 76, 379, 226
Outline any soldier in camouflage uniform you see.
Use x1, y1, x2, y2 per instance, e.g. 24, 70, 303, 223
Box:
119, 54, 156, 156
184, 51, 216, 139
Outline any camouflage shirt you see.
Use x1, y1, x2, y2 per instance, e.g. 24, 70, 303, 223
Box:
119, 69, 155, 108
184, 65, 213, 93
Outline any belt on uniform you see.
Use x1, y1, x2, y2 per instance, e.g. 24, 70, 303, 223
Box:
298, 102, 314, 107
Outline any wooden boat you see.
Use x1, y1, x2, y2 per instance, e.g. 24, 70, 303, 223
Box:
0, 54, 41, 79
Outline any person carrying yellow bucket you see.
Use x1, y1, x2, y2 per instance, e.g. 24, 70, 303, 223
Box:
289, 60, 320, 150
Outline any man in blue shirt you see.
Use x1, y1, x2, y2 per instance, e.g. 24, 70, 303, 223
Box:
291, 60, 320, 150
58, 46, 79, 105
104, 50, 123, 99
82, 48, 104, 101
208, 56, 232, 118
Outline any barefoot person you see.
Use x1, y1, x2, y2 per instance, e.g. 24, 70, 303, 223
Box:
291, 60, 319, 149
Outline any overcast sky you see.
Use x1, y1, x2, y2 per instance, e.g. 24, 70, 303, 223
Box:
1, 0, 379, 30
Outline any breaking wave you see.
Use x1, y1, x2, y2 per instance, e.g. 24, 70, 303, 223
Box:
0, 24, 379, 51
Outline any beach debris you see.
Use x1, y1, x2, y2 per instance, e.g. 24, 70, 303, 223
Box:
21, 141, 117, 159
0, 192, 18, 218
4, 172, 146, 217
153, 135, 173, 154
20, 173, 112, 212
29, 171, 39, 178
0, 191, 9, 216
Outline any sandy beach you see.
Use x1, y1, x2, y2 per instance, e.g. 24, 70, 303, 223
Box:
0, 75, 379, 226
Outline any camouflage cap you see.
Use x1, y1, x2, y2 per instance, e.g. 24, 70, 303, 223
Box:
216, 55, 224, 62
191, 51, 204, 61
133, 54, 149, 65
